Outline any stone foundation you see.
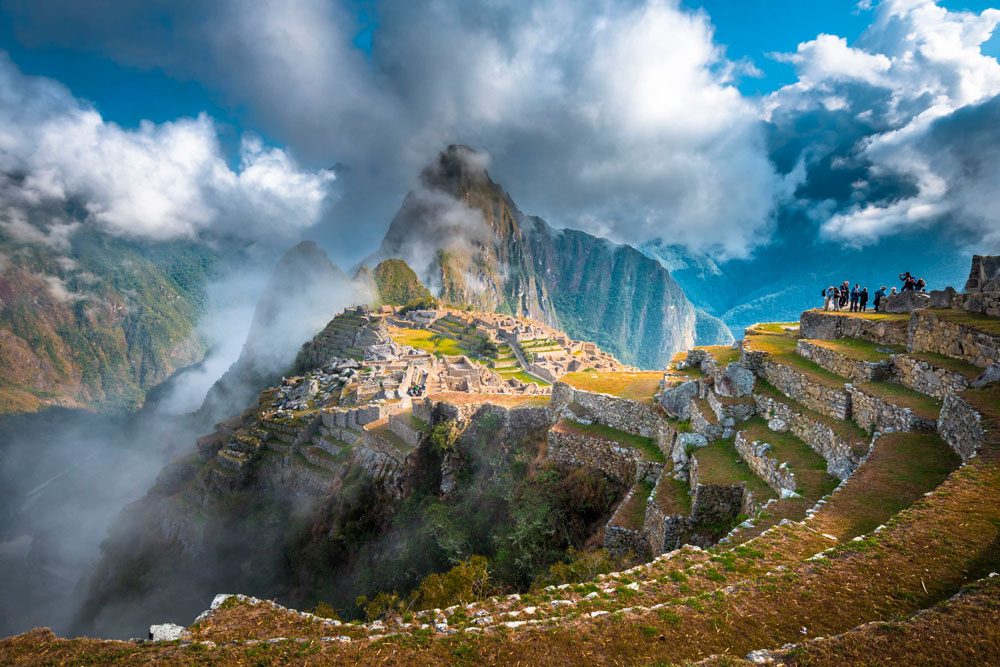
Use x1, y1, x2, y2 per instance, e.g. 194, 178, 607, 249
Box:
546, 428, 643, 485
799, 310, 909, 346
796, 339, 895, 382
937, 394, 985, 462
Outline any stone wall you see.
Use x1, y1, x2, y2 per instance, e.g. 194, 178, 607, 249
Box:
546, 428, 641, 485
893, 354, 971, 400
760, 360, 850, 420
643, 491, 694, 555
690, 399, 725, 441
389, 412, 425, 449
352, 434, 411, 496
687, 456, 756, 542
796, 339, 895, 382
552, 382, 663, 438
752, 393, 863, 480
847, 385, 935, 434
734, 431, 797, 494
963, 255, 1000, 293
909, 310, 1000, 367
799, 310, 909, 346
937, 394, 985, 462
706, 391, 756, 430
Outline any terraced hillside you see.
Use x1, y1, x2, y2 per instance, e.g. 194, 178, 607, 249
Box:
4, 295, 999, 664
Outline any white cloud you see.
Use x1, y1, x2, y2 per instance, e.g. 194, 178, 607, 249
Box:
0, 53, 335, 244
772, 34, 891, 87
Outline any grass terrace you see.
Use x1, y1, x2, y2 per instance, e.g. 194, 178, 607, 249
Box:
807, 336, 905, 362
744, 330, 852, 390
655, 468, 693, 516
498, 369, 551, 386
559, 371, 663, 404
754, 379, 869, 456
931, 307, 1000, 336
365, 419, 415, 454
808, 309, 910, 322
697, 345, 741, 366
619, 480, 655, 530
905, 351, 984, 380
693, 439, 776, 501
556, 419, 666, 463
854, 380, 943, 422
739, 418, 838, 500
427, 391, 551, 408
388, 325, 471, 358
747, 321, 799, 334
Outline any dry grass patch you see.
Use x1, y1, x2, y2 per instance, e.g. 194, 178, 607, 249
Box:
559, 371, 663, 404
807, 337, 904, 362
931, 308, 1000, 336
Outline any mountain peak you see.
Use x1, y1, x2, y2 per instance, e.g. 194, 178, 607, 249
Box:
419, 145, 493, 194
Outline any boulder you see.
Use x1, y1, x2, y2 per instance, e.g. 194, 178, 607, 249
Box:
767, 417, 789, 433
659, 381, 699, 419
717, 363, 755, 398
677, 432, 708, 451
928, 287, 956, 308
964, 255, 1000, 293
972, 363, 1000, 389
883, 290, 931, 313
149, 623, 186, 642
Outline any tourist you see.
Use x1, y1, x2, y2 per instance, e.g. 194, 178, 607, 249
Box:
850, 284, 861, 312
840, 281, 850, 309
874, 286, 887, 312
890, 287, 898, 296
860, 287, 869, 312
830, 286, 840, 311
822, 286, 834, 311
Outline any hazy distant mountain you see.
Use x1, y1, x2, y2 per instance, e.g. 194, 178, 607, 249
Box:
372, 146, 711, 368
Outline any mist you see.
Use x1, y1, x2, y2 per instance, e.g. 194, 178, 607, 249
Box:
0, 243, 367, 638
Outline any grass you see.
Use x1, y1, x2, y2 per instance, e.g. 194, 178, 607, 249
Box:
905, 351, 985, 380
556, 419, 666, 463
655, 470, 693, 516
739, 418, 838, 500
754, 379, 869, 453
806, 337, 905, 362
745, 332, 851, 390
498, 369, 551, 386
389, 325, 470, 358
693, 439, 776, 501
559, 371, 663, 404
367, 420, 415, 453
808, 309, 910, 322
931, 308, 1000, 336
618, 480, 655, 530
697, 345, 740, 366
854, 380, 943, 421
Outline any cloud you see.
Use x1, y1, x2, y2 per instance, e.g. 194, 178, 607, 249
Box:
2, 0, 788, 260
0, 52, 336, 244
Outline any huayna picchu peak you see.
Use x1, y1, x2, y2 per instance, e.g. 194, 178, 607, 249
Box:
9, 252, 999, 665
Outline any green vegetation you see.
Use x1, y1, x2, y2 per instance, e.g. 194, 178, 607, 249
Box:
389, 326, 469, 357
739, 418, 838, 499
697, 345, 740, 366
754, 379, 869, 452
809, 309, 909, 322
559, 371, 663, 404
373, 258, 433, 306
744, 331, 851, 389
654, 470, 692, 515
558, 420, 666, 463
619, 480, 655, 530
693, 439, 776, 501
855, 381, 942, 421
497, 369, 551, 386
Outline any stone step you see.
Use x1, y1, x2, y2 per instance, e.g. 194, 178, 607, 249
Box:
795, 338, 899, 382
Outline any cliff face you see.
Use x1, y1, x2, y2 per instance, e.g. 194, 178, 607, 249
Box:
374, 146, 696, 368
371, 259, 432, 306
0, 230, 216, 414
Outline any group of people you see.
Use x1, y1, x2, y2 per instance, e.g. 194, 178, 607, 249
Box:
821, 271, 927, 313
406, 382, 426, 397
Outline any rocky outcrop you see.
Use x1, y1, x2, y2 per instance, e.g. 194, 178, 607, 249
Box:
883, 290, 931, 313
660, 381, 700, 420
963, 255, 1000, 293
